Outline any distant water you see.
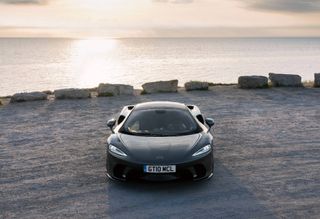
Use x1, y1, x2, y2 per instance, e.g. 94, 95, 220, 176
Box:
0, 37, 320, 96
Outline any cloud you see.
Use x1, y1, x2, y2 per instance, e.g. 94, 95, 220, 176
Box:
0, 0, 47, 4
239, 0, 320, 13
153, 0, 194, 4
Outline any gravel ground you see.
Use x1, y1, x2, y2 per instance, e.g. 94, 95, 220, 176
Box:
1, 86, 320, 218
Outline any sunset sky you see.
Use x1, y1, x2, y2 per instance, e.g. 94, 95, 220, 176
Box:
1, 0, 320, 37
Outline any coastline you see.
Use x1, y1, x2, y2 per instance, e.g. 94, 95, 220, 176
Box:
0, 73, 318, 106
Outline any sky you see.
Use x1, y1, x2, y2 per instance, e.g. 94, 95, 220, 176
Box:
0, 0, 320, 37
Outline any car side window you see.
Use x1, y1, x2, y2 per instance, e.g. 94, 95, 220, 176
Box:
196, 114, 204, 124
117, 115, 125, 125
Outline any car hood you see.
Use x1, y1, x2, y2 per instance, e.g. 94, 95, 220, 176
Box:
118, 133, 202, 164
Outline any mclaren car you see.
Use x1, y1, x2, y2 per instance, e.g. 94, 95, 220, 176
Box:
106, 101, 215, 181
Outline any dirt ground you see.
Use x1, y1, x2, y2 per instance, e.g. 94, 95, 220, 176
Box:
1, 86, 320, 218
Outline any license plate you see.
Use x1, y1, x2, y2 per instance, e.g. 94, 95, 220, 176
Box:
143, 165, 176, 173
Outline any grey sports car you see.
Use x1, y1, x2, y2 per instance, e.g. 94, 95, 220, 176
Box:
106, 101, 215, 181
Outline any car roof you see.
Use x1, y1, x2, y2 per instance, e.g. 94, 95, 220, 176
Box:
134, 101, 188, 110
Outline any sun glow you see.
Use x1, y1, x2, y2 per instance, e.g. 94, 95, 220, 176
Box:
70, 38, 120, 88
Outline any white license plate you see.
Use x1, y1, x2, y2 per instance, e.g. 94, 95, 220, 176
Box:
144, 165, 176, 173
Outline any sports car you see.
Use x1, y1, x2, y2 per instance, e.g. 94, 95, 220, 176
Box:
106, 101, 215, 181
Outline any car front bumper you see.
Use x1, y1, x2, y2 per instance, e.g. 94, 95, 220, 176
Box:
106, 152, 214, 181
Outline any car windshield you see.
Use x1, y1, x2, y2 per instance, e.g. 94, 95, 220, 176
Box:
120, 109, 201, 136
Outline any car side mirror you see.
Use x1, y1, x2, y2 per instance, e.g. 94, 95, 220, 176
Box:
107, 118, 116, 133
205, 118, 214, 132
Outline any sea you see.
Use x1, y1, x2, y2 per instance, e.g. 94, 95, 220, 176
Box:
0, 37, 320, 96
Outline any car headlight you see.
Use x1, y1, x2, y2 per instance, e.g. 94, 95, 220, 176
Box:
109, 145, 127, 157
192, 145, 211, 157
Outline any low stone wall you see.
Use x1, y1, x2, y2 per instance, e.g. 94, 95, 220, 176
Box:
10, 92, 48, 103
184, 81, 209, 91
142, 80, 178, 94
97, 83, 134, 96
238, 76, 268, 89
4, 72, 320, 104
314, 73, 320, 87
54, 88, 91, 99
269, 73, 302, 87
